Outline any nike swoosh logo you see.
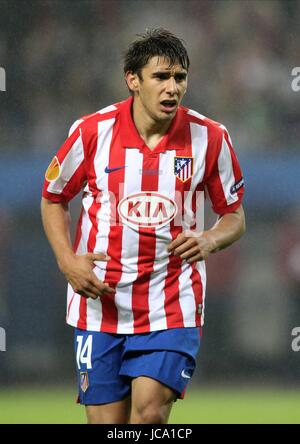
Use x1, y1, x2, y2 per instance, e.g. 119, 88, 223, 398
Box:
104, 166, 127, 174
181, 370, 191, 379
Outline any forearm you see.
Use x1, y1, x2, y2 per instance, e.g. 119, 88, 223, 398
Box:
208, 205, 246, 253
41, 197, 75, 271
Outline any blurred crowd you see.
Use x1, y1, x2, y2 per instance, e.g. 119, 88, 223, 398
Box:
0, 0, 299, 155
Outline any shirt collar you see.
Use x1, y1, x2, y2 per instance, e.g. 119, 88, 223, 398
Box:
119, 96, 187, 153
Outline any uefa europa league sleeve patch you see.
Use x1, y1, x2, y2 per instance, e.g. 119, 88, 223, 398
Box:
45, 156, 61, 182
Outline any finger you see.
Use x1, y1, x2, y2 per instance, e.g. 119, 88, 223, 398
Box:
87, 282, 109, 297
73, 278, 102, 299
77, 289, 99, 300
187, 253, 205, 264
87, 252, 111, 262
89, 274, 116, 294
167, 233, 187, 252
174, 238, 196, 256
179, 246, 200, 260
100, 283, 116, 295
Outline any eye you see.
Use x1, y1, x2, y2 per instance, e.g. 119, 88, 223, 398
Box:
175, 74, 187, 82
155, 74, 169, 80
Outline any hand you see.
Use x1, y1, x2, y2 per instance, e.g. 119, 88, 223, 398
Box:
167, 230, 218, 264
59, 252, 116, 299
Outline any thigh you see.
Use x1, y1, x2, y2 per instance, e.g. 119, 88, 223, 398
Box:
74, 329, 131, 408
86, 397, 131, 424
130, 376, 176, 424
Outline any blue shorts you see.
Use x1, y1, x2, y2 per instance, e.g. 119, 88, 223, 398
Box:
74, 327, 201, 405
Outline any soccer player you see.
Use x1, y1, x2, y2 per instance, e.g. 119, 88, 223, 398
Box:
41, 29, 246, 424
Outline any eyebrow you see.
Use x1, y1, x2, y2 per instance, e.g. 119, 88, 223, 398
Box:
151, 71, 188, 77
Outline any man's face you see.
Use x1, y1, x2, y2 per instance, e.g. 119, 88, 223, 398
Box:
130, 56, 188, 122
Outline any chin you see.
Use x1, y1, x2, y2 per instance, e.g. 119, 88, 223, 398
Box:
158, 110, 175, 120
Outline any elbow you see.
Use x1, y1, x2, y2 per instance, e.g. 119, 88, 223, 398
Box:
241, 219, 246, 237
237, 205, 246, 238
240, 214, 246, 238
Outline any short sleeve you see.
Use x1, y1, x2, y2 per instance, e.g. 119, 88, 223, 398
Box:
42, 123, 87, 204
205, 126, 244, 215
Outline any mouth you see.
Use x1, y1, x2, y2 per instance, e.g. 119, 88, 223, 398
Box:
160, 99, 177, 113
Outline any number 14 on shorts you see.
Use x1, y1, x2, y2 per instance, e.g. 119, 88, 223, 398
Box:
76, 335, 93, 370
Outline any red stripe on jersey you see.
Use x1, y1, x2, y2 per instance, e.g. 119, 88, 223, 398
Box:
77, 120, 100, 330
100, 123, 126, 333
163, 245, 184, 328
187, 126, 204, 326
131, 155, 160, 333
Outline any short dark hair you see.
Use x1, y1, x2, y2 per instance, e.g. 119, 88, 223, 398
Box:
123, 28, 190, 77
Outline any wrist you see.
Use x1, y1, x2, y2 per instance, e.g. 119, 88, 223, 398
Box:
57, 249, 76, 273
203, 230, 219, 253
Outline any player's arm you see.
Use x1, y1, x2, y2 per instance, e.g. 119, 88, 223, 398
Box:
41, 197, 115, 299
167, 205, 245, 263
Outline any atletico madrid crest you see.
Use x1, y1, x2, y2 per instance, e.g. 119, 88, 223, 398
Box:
174, 157, 194, 183
80, 372, 89, 393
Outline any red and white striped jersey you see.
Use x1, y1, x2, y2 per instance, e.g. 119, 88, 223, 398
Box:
42, 97, 244, 334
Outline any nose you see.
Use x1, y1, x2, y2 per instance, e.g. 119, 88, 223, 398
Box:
165, 76, 177, 95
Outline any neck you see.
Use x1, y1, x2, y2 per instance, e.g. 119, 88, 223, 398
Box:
132, 97, 173, 142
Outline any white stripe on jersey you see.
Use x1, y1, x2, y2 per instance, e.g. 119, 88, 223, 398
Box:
67, 284, 80, 327
178, 262, 199, 327
115, 148, 143, 333
98, 104, 117, 114
219, 124, 233, 146
78, 194, 93, 254
47, 131, 84, 194
218, 135, 239, 206
187, 109, 207, 120
86, 268, 105, 329
190, 123, 208, 185
68, 119, 84, 136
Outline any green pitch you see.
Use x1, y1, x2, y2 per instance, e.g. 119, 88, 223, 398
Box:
0, 387, 299, 424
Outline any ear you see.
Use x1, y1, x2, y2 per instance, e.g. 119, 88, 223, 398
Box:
125, 71, 139, 93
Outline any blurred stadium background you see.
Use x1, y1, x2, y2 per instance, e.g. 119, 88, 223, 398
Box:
1, 0, 300, 424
